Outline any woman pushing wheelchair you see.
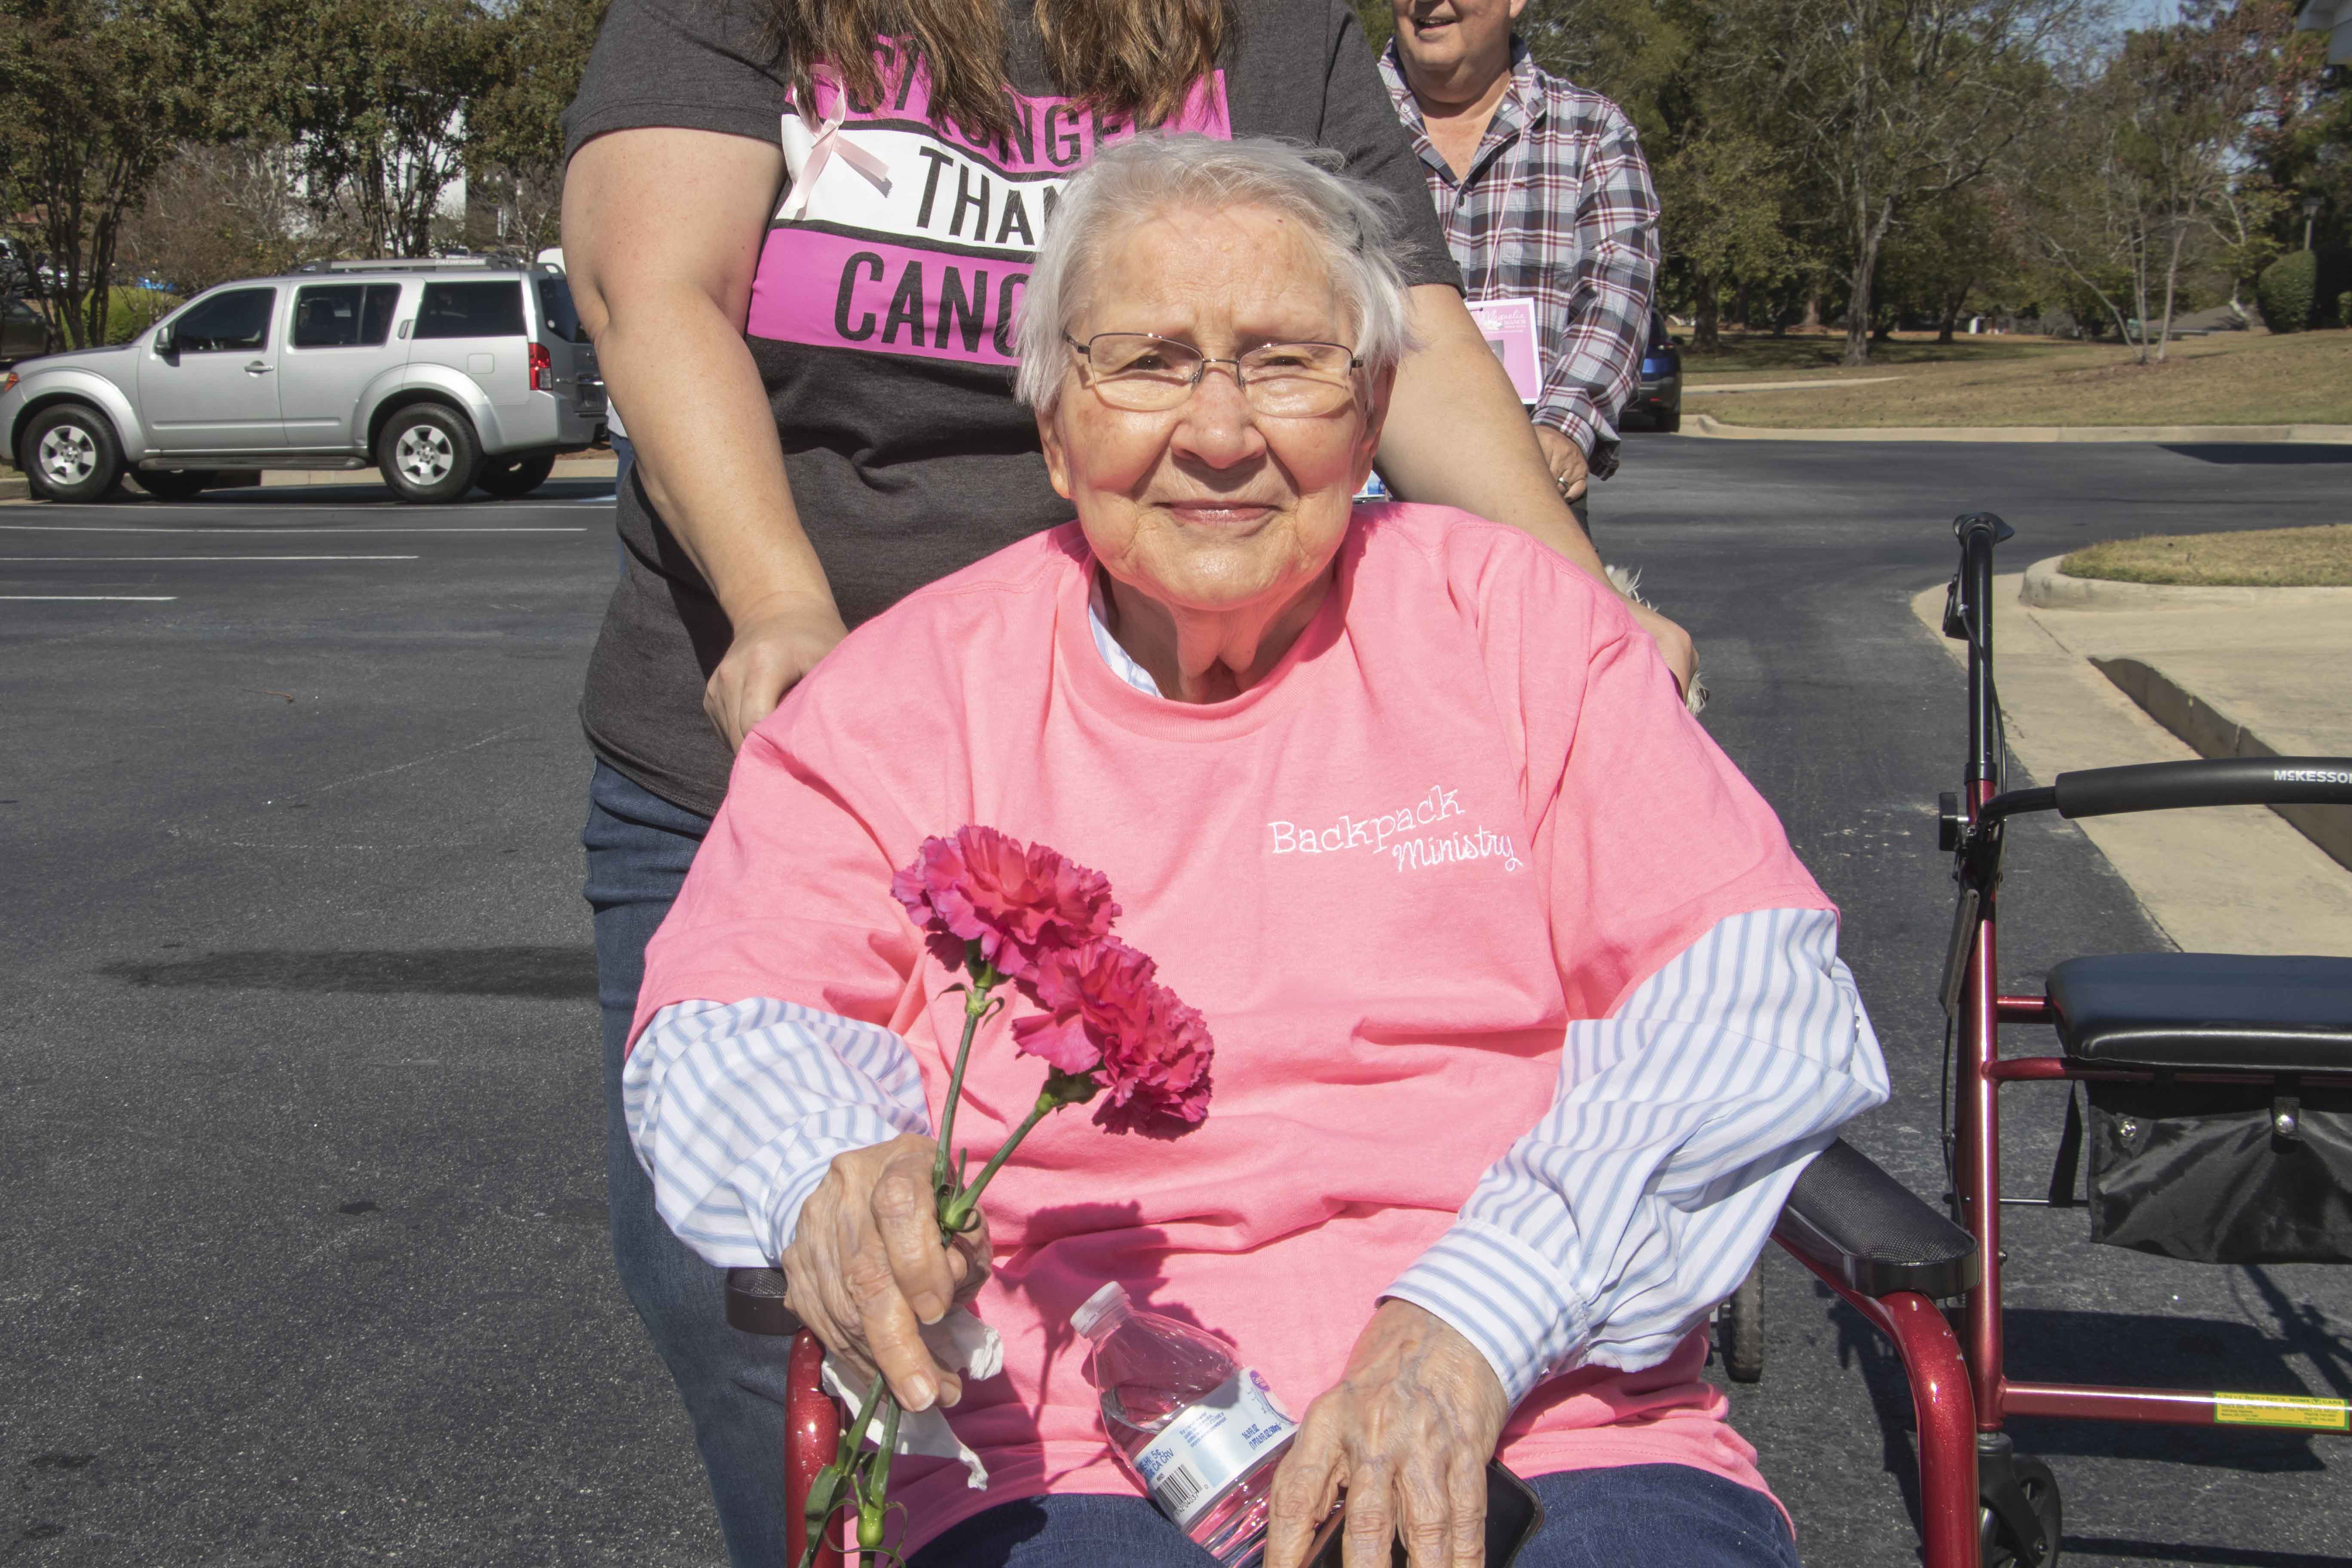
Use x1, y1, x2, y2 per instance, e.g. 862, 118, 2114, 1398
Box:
620, 138, 1887, 1568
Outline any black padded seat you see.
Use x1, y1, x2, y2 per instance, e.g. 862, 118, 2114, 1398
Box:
2046, 953, 2352, 1073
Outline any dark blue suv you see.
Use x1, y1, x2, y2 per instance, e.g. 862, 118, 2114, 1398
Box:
1625, 310, 1682, 433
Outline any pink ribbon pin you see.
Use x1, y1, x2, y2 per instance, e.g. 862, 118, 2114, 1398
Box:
778, 69, 892, 220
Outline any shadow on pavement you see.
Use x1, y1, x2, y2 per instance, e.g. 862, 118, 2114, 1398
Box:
79, 480, 619, 507
101, 945, 598, 998
2156, 445, 2352, 466
1825, 1281, 2342, 1475
2063, 1540, 2352, 1567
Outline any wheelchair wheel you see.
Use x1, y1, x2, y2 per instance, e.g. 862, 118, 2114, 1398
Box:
1718, 1260, 1764, 1383
1980, 1452, 2061, 1568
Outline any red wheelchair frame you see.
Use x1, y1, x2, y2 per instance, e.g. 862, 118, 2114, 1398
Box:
720, 511, 2352, 1568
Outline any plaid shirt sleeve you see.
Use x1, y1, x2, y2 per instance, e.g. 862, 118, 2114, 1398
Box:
1533, 94, 1660, 465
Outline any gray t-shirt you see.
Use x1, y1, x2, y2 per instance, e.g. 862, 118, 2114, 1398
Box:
563, 0, 1462, 815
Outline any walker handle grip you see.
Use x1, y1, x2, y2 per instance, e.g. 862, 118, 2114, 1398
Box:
2052, 757, 2352, 819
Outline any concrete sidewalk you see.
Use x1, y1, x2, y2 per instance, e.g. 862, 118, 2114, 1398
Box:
1908, 572, 2352, 957
2018, 557, 2352, 873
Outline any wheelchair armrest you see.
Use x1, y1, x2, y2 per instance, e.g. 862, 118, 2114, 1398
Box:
726, 1267, 804, 1336
1773, 1139, 1978, 1301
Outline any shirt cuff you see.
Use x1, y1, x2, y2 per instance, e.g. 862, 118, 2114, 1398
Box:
757, 1105, 920, 1264
1382, 1219, 1591, 1407
1532, 405, 1600, 455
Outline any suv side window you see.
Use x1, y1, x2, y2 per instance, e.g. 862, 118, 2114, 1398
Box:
292, 283, 402, 348
173, 288, 276, 352
535, 277, 588, 343
416, 281, 525, 339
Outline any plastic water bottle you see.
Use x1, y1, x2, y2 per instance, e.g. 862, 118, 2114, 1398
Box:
1071, 1282, 1300, 1566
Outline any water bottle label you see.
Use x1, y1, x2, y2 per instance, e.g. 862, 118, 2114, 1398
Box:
1132, 1369, 1296, 1529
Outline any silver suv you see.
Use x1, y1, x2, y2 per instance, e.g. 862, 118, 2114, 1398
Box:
0, 258, 604, 504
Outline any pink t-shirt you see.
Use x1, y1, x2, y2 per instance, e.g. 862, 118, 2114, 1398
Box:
634, 505, 1830, 1549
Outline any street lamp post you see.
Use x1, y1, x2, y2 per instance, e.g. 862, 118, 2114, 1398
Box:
2303, 194, 2324, 252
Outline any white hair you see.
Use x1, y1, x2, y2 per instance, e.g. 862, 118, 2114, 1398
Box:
1014, 134, 1421, 413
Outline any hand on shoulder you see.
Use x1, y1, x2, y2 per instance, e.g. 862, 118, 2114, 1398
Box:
705, 591, 851, 752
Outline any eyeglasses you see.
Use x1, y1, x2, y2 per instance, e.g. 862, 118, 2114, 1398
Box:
1065, 333, 1364, 417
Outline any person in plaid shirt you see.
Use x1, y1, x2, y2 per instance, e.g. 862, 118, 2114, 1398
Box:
1381, 0, 1660, 527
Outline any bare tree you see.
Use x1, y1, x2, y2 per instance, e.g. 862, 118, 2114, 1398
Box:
118, 140, 359, 293
1732, 0, 2091, 365
2018, 0, 2306, 361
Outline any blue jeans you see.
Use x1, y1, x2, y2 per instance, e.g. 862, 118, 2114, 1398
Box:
609, 435, 635, 571
906, 1464, 1799, 1568
583, 760, 799, 1567
611, 433, 636, 499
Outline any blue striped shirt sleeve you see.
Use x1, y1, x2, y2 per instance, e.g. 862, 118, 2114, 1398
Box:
1383, 906, 1890, 1404
623, 997, 929, 1270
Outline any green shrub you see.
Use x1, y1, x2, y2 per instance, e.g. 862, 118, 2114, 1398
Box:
2257, 250, 2317, 333
104, 288, 178, 344
2339, 291, 2352, 329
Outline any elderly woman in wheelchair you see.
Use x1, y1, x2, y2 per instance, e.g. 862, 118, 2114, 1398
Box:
621, 136, 1890, 1568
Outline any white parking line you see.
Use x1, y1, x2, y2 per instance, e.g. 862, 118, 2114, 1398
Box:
3, 555, 421, 562
1, 595, 178, 601
0, 525, 585, 534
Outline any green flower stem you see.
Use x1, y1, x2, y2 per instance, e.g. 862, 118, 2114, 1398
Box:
937, 1091, 1059, 1237
857, 1395, 903, 1558
930, 949, 1001, 1211
799, 1370, 891, 1568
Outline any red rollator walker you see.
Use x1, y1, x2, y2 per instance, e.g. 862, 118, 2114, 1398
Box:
722, 511, 2352, 1567
1920, 511, 2352, 1566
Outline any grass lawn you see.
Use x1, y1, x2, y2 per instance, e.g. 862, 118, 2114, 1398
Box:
2059, 524, 2352, 586
1683, 328, 2352, 427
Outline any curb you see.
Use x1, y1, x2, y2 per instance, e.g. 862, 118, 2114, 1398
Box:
0, 475, 24, 501
2092, 655, 2352, 875
1907, 578, 2352, 955
1686, 413, 2352, 443
2020, 554, 2352, 610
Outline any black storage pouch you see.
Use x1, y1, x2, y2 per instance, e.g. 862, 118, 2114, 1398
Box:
2085, 1078, 2352, 1264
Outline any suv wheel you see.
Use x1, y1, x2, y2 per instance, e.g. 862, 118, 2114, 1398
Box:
377, 403, 480, 504
22, 404, 124, 503
130, 468, 214, 502
475, 450, 557, 499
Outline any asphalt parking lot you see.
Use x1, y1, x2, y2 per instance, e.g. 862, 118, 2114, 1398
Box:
5, 444, 2349, 1566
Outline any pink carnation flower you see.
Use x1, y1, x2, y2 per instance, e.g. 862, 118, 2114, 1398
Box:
891, 826, 1118, 982
1012, 939, 1214, 1135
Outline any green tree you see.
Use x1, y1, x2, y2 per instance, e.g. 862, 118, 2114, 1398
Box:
1878, 186, 2024, 341
467, 0, 606, 255
0, 0, 220, 346
265, 0, 493, 258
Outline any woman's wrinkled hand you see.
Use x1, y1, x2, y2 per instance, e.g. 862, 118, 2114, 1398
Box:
780, 1133, 991, 1412
703, 591, 849, 751
1264, 1301, 1510, 1568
